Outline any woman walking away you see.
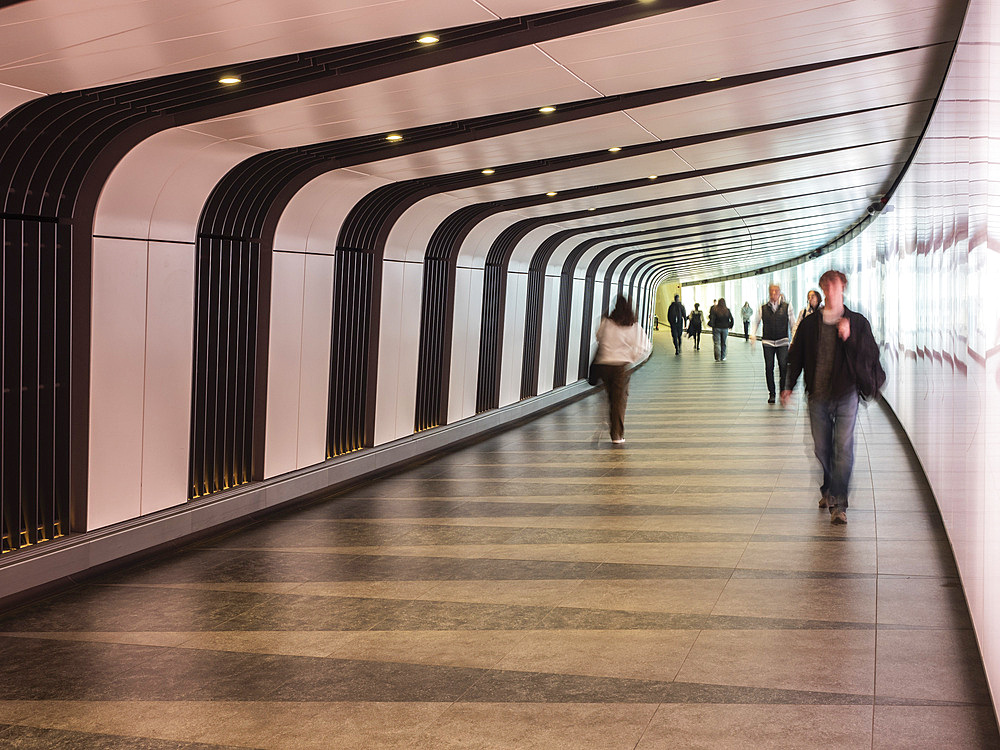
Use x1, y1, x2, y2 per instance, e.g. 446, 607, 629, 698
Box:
709, 297, 735, 361
594, 295, 652, 444
686, 303, 704, 350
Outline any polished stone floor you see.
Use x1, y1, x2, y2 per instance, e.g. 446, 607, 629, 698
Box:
0, 331, 996, 749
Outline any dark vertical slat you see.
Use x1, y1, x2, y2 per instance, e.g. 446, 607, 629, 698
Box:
37, 221, 56, 540
53, 223, 70, 536
2, 219, 21, 550
552, 273, 574, 388
20, 220, 40, 545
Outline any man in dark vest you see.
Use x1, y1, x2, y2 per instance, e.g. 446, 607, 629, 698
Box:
666, 294, 686, 355
750, 283, 796, 403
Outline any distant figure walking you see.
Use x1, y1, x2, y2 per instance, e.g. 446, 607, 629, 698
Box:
708, 298, 734, 361
594, 295, 652, 445
741, 302, 753, 337
667, 294, 686, 355
686, 303, 704, 350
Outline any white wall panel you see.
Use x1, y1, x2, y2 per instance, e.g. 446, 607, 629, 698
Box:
499, 272, 528, 408
536, 274, 561, 394
449, 266, 485, 423
374, 261, 406, 445
383, 193, 467, 263
392, 262, 425, 439
274, 169, 388, 255
88, 238, 148, 530
296, 254, 335, 467
96, 128, 260, 242
139, 241, 196, 516
263, 253, 306, 480
567, 277, 588, 383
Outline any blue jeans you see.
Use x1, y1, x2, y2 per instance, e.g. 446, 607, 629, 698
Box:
762, 344, 788, 396
808, 392, 859, 509
712, 328, 728, 360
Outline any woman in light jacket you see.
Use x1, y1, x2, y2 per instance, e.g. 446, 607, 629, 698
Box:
594, 295, 652, 444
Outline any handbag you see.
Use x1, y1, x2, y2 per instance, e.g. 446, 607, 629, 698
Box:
588, 359, 602, 386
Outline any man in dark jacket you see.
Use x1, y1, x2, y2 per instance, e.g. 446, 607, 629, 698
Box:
666, 294, 686, 355
781, 270, 881, 525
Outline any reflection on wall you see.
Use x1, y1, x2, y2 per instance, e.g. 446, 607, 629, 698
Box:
687, 0, 1000, 704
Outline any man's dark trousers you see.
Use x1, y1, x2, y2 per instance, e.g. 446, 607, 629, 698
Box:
763, 344, 788, 397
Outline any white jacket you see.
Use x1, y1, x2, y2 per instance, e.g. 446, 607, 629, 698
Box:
594, 319, 652, 365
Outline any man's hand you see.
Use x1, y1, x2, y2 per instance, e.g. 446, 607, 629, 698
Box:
837, 317, 851, 341
780, 389, 792, 407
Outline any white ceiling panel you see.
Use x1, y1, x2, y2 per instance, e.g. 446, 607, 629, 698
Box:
672, 106, 925, 169
354, 114, 651, 181
0, 0, 509, 91
438, 150, 696, 203
182, 47, 602, 148
539, 0, 955, 95
627, 47, 948, 142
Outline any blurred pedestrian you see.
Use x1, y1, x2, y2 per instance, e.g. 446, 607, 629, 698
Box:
594, 295, 652, 444
783, 271, 882, 524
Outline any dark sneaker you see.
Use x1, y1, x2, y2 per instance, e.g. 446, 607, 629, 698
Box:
830, 509, 847, 525
767, 395, 776, 404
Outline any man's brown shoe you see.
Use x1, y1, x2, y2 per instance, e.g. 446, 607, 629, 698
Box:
818, 494, 829, 509
830, 509, 847, 525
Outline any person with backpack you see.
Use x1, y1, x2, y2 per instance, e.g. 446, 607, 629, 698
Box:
781, 270, 884, 525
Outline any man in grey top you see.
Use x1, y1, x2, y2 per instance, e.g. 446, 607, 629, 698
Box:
781, 270, 881, 525
750, 284, 796, 404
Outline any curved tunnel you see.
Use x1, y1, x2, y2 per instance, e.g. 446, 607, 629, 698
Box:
0, 0, 997, 725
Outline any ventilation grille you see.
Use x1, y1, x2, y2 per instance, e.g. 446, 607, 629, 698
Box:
1, 217, 70, 552
189, 237, 261, 498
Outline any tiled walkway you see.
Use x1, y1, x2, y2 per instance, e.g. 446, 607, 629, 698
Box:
0, 332, 996, 749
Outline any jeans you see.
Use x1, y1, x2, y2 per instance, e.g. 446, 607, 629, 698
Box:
743, 321, 749, 337
762, 344, 788, 396
808, 392, 859, 509
712, 328, 728, 360
670, 325, 683, 352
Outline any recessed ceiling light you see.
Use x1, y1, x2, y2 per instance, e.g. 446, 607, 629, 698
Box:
417, 35, 439, 44
218, 75, 241, 85
481, 168, 495, 175
386, 134, 403, 142
546, 191, 558, 197
648, 175, 658, 180
588, 207, 597, 211
608, 146, 622, 153
538, 106, 556, 113
706, 76, 722, 82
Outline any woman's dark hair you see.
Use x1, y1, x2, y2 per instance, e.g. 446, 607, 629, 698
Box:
807, 289, 821, 309
714, 297, 730, 317
609, 295, 636, 326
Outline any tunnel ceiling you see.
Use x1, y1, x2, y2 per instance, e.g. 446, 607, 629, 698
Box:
0, 0, 965, 283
